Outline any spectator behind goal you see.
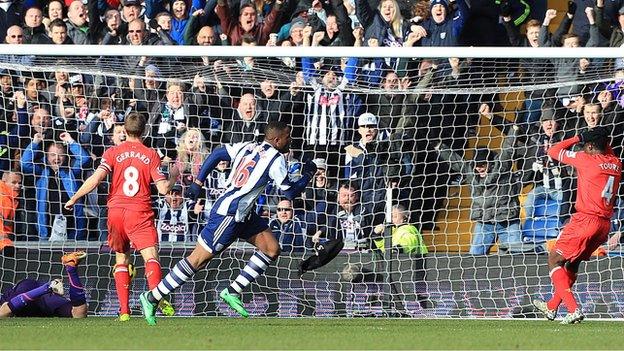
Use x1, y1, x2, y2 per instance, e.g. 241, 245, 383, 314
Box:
373, 204, 428, 254
269, 199, 310, 253
20, 132, 91, 240
0, 171, 21, 251
436, 127, 525, 255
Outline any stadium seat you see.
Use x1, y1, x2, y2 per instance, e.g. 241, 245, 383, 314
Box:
532, 196, 561, 218
522, 218, 560, 242
523, 197, 562, 243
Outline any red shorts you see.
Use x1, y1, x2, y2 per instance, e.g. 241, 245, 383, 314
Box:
554, 213, 611, 262
107, 207, 158, 253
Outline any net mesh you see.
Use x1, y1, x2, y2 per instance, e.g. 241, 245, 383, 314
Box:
1, 50, 624, 318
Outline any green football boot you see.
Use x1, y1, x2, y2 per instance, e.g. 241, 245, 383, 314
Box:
219, 289, 249, 318
139, 292, 157, 326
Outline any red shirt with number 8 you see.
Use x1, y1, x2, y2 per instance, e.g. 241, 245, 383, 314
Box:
98, 141, 165, 212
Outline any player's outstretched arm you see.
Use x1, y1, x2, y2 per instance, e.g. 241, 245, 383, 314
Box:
65, 168, 108, 210
196, 147, 231, 183
155, 165, 181, 195
186, 146, 231, 200
281, 160, 317, 200
547, 135, 580, 163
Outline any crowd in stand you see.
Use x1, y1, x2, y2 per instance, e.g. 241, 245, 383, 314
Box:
1, 0, 624, 255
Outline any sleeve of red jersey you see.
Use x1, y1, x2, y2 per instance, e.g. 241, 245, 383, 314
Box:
98, 148, 114, 174
547, 135, 590, 168
150, 150, 167, 183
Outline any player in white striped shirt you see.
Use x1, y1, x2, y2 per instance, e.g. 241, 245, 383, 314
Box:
139, 121, 317, 324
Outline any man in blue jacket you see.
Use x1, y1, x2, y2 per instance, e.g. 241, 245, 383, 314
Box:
20, 132, 91, 240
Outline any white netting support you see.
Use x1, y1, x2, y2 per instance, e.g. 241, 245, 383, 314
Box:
1, 46, 624, 318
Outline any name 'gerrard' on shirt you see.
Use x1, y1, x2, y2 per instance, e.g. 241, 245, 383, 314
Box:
115, 151, 151, 164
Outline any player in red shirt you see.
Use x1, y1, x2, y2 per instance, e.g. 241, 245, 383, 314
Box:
65, 113, 179, 321
532, 126, 621, 324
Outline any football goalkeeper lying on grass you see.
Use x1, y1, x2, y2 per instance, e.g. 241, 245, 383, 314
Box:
0, 251, 88, 318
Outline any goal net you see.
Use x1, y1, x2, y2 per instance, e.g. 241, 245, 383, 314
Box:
1, 46, 624, 318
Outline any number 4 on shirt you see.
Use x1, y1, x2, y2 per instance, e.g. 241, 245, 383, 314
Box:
601, 175, 615, 206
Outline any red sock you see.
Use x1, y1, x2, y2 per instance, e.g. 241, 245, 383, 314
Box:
547, 267, 577, 310
113, 264, 131, 315
565, 267, 577, 286
549, 266, 578, 312
145, 259, 162, 290
546, 291, 562, 311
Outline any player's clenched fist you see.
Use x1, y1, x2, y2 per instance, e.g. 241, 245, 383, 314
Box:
303, 159, 318, 178
186, 180, 203, 200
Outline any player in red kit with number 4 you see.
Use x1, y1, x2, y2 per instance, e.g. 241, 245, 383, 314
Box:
532, 126, 621, 324
65, 113, 179, 321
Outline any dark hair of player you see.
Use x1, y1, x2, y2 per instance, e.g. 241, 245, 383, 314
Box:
124, 112, 146, 138
583, 126, 610, 152
264, 121, 290, 139
586, 137, 608, 152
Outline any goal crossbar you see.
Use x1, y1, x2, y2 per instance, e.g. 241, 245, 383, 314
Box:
2, 44, 624, 58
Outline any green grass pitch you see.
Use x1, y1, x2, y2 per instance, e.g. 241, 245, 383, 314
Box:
1, 317, 623, 349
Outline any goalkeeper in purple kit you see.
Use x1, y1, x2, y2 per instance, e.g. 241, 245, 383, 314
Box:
0, 251, 88, 318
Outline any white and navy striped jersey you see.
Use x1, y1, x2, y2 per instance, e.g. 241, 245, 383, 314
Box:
305, 77, 349, 146
156, 198, 193, 242
213, 141, 290, 222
